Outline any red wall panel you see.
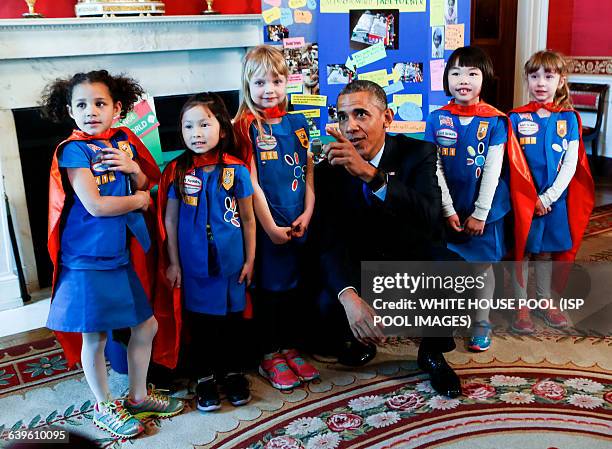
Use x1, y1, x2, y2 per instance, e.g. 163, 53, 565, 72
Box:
546, 0, 573, 55
547, 0, 612, 56
0, 1, 260, 19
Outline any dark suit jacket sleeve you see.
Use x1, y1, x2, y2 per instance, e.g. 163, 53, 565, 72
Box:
381, 136, 441, 235
311, 163, 361, 297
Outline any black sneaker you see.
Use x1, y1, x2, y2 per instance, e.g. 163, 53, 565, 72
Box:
196, 376, 221, 412
222, 373, 251, 406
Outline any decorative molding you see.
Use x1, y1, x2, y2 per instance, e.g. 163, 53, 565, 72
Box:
513, 0, 549, 107
567, 57, 612, 75
0, 15, 262, 60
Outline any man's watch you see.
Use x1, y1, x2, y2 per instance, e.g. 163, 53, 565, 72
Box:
366, 169, 387, 192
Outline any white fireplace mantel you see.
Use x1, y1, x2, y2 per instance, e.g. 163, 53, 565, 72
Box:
0, 14, 262, 307
0, 15, 262, 61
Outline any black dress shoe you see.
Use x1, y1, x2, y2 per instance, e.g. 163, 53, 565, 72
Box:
337, 340, 377, 367
417, 350, 461, 398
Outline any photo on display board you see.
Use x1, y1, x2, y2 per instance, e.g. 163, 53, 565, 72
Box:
349, 9, 399, 50
393, 62, 424, 83
283, 43, 319, 95
327, 104, 338, 124
326, 64, 356, 85
445, 0, 458, 25
432, 26, 445, 58
306, 116, 321, 137
265, 25, 290, 43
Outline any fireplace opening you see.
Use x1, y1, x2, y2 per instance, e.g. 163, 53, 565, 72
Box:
13, 90, 239, 290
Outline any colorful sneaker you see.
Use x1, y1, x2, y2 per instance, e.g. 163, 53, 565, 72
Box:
512, 307, 536, 334
259, 353, 301, 390
468, 320, 492, 352
536, 307, 569, 328
282, 349, 320, 381
125, 385, 184, 419
93, 400, 144, 439
195, 376, 222, 412
222, 373, 251, 406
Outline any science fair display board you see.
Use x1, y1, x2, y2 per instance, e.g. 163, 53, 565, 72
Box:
261, 0, 471, 139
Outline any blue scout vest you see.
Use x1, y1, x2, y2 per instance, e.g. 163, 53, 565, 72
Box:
425, 110, 510, 224
175, 164, 250, 278
60, 132, 150, 268
510, 110, 578, 253
250, 114, 309, 291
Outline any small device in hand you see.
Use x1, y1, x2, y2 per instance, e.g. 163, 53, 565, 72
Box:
310, 138, 324, 163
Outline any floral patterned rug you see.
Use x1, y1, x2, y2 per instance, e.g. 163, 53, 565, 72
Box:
213, 367, 612, 449
1, 335, 611, 448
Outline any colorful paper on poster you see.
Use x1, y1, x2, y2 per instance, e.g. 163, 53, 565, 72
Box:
320, 0, 426, 13
387, 121, 426, 133
393, 94, 422, 107
429, 104, 445, 113
307, 0, 317, 10
430, 0, 444, 26
291, 94, 328, 106
398, 102, 423, 121
287, 83, 304, 93
358, 69, 389, 87
289, 0, 308, 8
383, 81, 404, 95
445, 23, 464, 50
288, 73, 304, 83
264, 0, 281, 6
294, 9, 313, 23
430, 59, 445, 91
346, 42, 386, 70
263, 7, 281, 24
289, 108, 321, 118
284, 37, 306, 48
281, 7, 294, 26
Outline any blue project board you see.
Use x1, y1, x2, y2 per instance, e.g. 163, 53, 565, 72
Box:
260, 0, 471, 139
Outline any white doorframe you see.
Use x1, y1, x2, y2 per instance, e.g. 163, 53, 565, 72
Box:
514, 0, 549, 107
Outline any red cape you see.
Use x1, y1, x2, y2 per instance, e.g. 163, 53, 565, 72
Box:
48, 126, 161, 367
233, 106, 286, 169
509, 102, 595, 262
441, 101, 538, 262
152, 152, 249, 369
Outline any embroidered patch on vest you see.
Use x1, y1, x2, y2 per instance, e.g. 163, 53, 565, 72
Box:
557, 120, 567, 138
222, 167, 235, 191
182, 195, 198, 206
439, 115, 454, 127
295, 128, 309, 149
260, 151, 278, 161
518, 113, 533, 121
477, 121, 489, 140
95, 172, 116, 186
117, 141, 134, 159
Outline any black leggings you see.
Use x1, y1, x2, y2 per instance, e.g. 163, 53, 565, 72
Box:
253, 287, 311, 355
185, 311, 245, 379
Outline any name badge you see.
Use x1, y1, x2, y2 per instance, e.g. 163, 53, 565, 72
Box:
257, 134, 277, 151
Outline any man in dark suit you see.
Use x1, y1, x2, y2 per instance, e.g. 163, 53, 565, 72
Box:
311, 80, 461, 398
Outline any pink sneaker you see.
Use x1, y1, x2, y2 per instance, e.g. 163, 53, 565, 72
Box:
537, 307, 569, 328
512, 307, 536, 334
259, 354, 301, 390
282, 349, 320, 381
